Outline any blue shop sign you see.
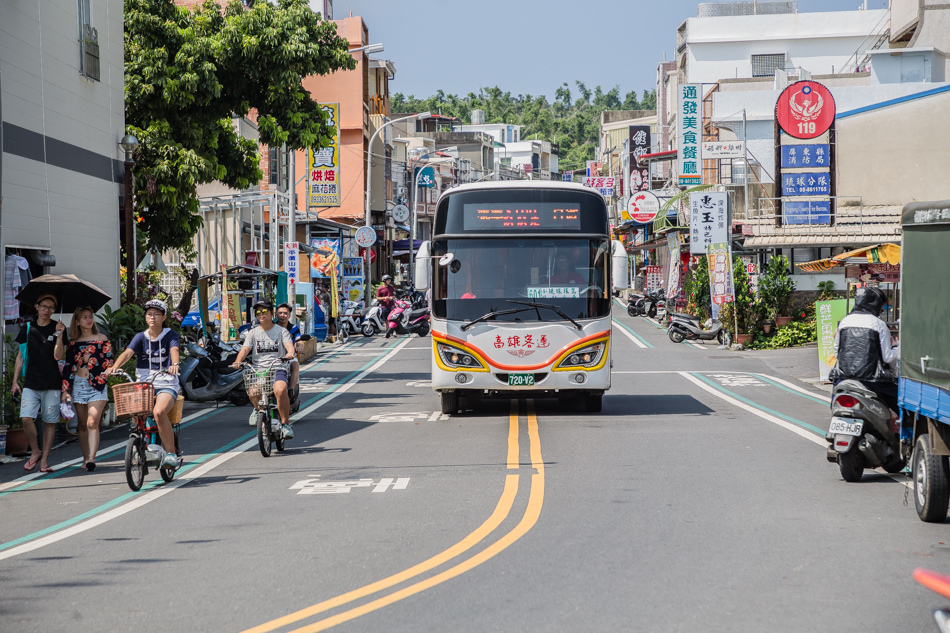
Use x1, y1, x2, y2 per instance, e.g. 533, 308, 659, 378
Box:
783, 200, 831, 225
781, 144, 830, 168
782, 172, 831, 196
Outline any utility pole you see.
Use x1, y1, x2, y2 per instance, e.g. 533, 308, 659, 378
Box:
742, 109, 749, 220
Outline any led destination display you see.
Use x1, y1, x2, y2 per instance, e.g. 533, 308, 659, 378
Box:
462, 203, 581, 231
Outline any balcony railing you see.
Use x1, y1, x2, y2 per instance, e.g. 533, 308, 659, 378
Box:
746, 197, 900, 237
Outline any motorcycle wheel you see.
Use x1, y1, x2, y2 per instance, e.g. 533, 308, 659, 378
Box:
668, 329, 685, 343
338, 324, 350, 344
417, 324, 430, 337
228, 389, 250, 407
627, 306, 637, 317
647, 304, 657, 318
717, 330, 726, 345
838, 448, 864, 482
913, 434, 950, 522
362, 322, 376, 337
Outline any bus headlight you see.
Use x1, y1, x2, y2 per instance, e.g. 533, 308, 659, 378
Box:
437, 343, 486, 370
556, 343, 605, 370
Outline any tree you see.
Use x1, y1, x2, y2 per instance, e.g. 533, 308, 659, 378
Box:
125, 0, 356, 254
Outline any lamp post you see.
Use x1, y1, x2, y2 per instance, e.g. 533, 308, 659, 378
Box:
119, 134, 139, 305
407, 150, 457, 285
364, 111, 430, 306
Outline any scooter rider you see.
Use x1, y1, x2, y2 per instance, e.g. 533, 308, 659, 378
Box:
231, 300, 296, 439
377, 275, 396, 338
829, 287, 899, 415
275, 303, 301, 393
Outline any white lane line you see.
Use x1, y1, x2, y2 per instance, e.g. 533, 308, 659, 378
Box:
0, 408, 215, 492
678, 371, 826, 447
0, 337, 414, 561
611, 321, 647, 349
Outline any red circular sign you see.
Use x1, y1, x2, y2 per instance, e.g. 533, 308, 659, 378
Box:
359, 247, 377, 264
776, 81, 836, 139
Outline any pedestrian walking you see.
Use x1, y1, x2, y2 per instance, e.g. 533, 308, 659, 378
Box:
11, 294, 67, 472
56, 307, 112, 471
106, 299, 181, 470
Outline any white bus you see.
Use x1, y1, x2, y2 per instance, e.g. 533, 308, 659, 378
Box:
414, 181, 629, 414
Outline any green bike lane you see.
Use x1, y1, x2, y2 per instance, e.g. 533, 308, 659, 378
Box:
0, 336, 408, 553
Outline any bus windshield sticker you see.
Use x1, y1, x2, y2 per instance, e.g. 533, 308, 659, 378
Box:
527, 286, 580, 299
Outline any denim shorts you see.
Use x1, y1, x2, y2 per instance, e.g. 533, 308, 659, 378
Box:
20, 388, 60, 423
273, 369, 288, 385
72, 376, 108, 405
154, 387, 180, 399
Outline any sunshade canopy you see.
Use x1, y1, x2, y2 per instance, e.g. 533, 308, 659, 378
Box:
796, 243, 901, 273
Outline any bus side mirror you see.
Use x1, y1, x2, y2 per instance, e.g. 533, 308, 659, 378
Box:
415, 241, 432, 291
611, 240, 629, 290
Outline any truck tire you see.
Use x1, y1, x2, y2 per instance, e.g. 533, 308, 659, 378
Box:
838, 448, 864, 482
441, 391, 459, 415
913, 434, 950, 522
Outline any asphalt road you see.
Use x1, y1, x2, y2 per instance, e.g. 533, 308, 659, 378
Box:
1, 306, 948, 633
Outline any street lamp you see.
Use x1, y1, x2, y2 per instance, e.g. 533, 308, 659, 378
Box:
119, 133, 139, 304
407, 149, 457, 285
350, 43, 384, 55
364, 111, 431, 306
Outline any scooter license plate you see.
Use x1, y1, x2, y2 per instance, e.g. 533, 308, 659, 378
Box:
508, 373, 535, 387
829, 417, 863, 437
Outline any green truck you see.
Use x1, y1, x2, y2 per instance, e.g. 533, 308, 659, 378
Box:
900, 200, 950, 522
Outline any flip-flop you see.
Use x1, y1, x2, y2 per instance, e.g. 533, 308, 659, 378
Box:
39, 465, 54, 473
23, 456, 39, 472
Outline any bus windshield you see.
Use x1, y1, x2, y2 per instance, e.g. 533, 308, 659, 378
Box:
431, 238, 611, 322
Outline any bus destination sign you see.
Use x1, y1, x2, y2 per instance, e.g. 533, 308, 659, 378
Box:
463, 203, 581, 230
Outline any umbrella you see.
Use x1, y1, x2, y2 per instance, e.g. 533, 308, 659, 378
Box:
15, 274, 112, 313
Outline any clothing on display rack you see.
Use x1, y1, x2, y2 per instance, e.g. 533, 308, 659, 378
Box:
5, 254, 32, 321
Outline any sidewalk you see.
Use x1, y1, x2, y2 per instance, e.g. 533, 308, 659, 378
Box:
735, 342, 833, 394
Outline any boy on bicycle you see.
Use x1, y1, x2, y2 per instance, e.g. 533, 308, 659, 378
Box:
231, 300, 296, 439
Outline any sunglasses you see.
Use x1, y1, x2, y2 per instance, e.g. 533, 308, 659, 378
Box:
255, 309, 271, 316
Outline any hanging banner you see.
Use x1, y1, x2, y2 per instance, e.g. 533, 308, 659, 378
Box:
707, 242, 735, 305
678, 84, 703, 186
689, 192, 729, 255
307, 103, 341, 207
816, 299, 848, 381
667, 232, 682, 300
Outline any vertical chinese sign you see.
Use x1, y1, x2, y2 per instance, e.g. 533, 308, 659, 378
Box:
816, 299, 848, 381
307, 103, 341, 207
689, 191, 729, 255
628, 125, 651, 192
678, 84, 702, 186
707, 242, 735, 305
775, 81, 836, 225
284, 242, 299, 283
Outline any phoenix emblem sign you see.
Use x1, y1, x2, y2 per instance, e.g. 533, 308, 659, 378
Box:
776, 81, 836, 140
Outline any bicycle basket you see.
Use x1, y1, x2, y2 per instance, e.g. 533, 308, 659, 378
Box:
243, 366, 278, 400
112, 382, 155, 417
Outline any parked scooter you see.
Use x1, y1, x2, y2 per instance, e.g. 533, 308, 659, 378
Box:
361, 299, 388, 337
636, 288, 666, 318
386, 298, 430, 337
626, 292, 644, 317
180, 335, 248, 405
913, 568, 950, 633
667, 313, 727, 345
825, 379, 904, 481
337, 299, 362, 343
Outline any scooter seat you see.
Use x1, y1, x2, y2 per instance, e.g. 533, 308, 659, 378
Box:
408, 309, 429, 320
671, 312, 699, 322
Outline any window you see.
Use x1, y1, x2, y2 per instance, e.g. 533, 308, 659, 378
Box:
751, 53, 786, 78
78, 0, 99, 81
268, 147, 287, 187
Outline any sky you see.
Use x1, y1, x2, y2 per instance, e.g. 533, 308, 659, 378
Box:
333, 0, 888, 101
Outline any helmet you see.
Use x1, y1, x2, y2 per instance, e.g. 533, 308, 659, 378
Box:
143, 299, 167, 314
382, 275, 393, 282
853, 287, 886, 317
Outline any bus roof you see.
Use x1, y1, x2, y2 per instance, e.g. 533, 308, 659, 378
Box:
440, 179, 605, 202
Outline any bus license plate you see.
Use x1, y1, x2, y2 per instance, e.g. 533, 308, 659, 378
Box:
508, 373, 535, 387
829, 417, 863, 437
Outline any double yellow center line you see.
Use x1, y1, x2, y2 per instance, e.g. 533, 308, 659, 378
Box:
241, 400, 544, 633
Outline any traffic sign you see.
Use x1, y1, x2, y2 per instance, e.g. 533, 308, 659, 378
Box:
776, 81, 836, 140
391, 204, 410, 223
355, 226, 377, 248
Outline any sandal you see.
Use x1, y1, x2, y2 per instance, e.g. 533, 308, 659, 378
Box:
39, 465, 54, 473
23, 456, 39, 472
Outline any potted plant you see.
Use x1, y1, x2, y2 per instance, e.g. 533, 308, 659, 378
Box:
1, 334, 30, 456
759, 255, 796, 327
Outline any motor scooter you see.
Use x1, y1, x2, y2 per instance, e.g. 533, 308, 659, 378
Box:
626, 293, 643, 317
667, 313, 726, 345
637, 288, 666, 318
386, 299, 430, 337
914, 568, 950, 633
361, 299, 388, 336
180, 338, 248, 405
336, 299, 362, 343
825, 379, 904, 481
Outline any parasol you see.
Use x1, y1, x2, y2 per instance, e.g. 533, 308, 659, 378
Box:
15, 274, 112, 313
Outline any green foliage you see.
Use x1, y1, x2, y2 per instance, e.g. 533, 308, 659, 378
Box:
1, 335, 23, 428
391, 82, 657, 172
817, 280, 837, 301
745, 320, 817, 350
684, 256, 711, 322
125, 0, 356, 253
96, 304, 147, 350
758, 255, 796, 319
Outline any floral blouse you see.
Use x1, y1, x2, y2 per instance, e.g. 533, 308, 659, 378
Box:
61, 340, 114, 395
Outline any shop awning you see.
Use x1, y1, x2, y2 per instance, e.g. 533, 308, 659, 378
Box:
392, 239, 423, 250
797, 242, 901, 272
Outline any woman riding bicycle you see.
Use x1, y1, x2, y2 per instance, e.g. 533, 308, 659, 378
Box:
231, 300, 296, 439
106, 299, 180, 470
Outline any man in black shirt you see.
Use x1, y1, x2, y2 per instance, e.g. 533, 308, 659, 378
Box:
12, 294, 67, 472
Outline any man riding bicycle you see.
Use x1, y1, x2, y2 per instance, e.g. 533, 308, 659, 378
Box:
232, 300, 296, 439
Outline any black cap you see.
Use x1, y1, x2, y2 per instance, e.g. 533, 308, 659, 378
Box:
253, 299, 273, 311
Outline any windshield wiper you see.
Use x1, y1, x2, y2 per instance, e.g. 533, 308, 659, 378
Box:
506, 300, 583, 330
460, 306, 535, 331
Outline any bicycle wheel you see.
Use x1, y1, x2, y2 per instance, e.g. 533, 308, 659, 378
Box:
125, 436, 146, 491
258, 411, 272, 457
159, 427, 181, 483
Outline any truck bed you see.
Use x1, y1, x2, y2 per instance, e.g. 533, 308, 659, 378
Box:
900, 377, 950, 426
